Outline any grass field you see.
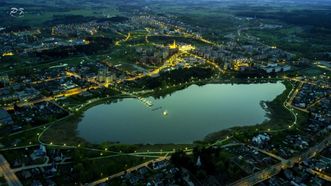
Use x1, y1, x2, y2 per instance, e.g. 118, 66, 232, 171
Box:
1, 1, 119, 26
21, 7, 119, 25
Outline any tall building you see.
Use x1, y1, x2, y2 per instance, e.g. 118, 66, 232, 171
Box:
169, 40, 177, 49
97, 68, 108, 83
97, 68, 116, 87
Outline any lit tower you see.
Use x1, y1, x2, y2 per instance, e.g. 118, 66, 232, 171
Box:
169, 40, 177, 49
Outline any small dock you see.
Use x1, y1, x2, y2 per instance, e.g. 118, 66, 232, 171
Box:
152, 106, 162, 111
137, 97, 153, 107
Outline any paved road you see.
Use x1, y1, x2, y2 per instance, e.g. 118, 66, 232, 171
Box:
88, 156, 170, 186
0, 154, 22, 186
229, 135, 331, 186
248, 145, 286, 162
307, 168, 331, 182
12, 156, 49, 172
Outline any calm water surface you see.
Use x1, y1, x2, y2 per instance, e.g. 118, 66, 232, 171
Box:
77, 82, 285, 144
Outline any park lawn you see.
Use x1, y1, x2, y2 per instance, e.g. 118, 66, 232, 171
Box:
0, 127, 44, 147
71, 155, 154, 183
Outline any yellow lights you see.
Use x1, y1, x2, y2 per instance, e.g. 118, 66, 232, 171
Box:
163, 110, 168, 116
233, 59, 250, 71
89, 30, 97, 36
82, 39, 90, 45
169, 40, 195, 52
125, 32, 131, 41
2, 52, 14, 57
271, 46, 277, 49
169, 40, 177, 49
179, 44, 195, 52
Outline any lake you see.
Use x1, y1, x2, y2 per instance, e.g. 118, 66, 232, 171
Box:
77, 82, 285, 144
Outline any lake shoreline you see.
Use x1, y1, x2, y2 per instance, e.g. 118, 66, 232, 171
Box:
40, 79, 294, 152
77, 81, 286, 144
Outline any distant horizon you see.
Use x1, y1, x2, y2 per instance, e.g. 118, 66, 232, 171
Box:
3, 0, 331, 4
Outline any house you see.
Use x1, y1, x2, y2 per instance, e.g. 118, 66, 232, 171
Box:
153, 160, 169, 170
0, 109, 14, 126
31, 145, 47, 160
252, 133, 270, 145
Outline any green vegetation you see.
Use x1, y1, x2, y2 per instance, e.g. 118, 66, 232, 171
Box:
108, 45, 140, 65
130, 66, 215, 90
0, 176, 7, 185
40, 114, 86, 146
71, 152, 152, 183
0, 2, 119, 26
0, 127, 44, 147
171, 147, 247, 184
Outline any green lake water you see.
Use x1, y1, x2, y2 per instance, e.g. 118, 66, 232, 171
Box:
77, 82, 285, 144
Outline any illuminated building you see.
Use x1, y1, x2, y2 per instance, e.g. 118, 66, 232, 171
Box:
97, 68, 109, 83
83, 39, 90, 45
233, 59, 250, 71
169, 40, 177, 49
2, 52, 14, 57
